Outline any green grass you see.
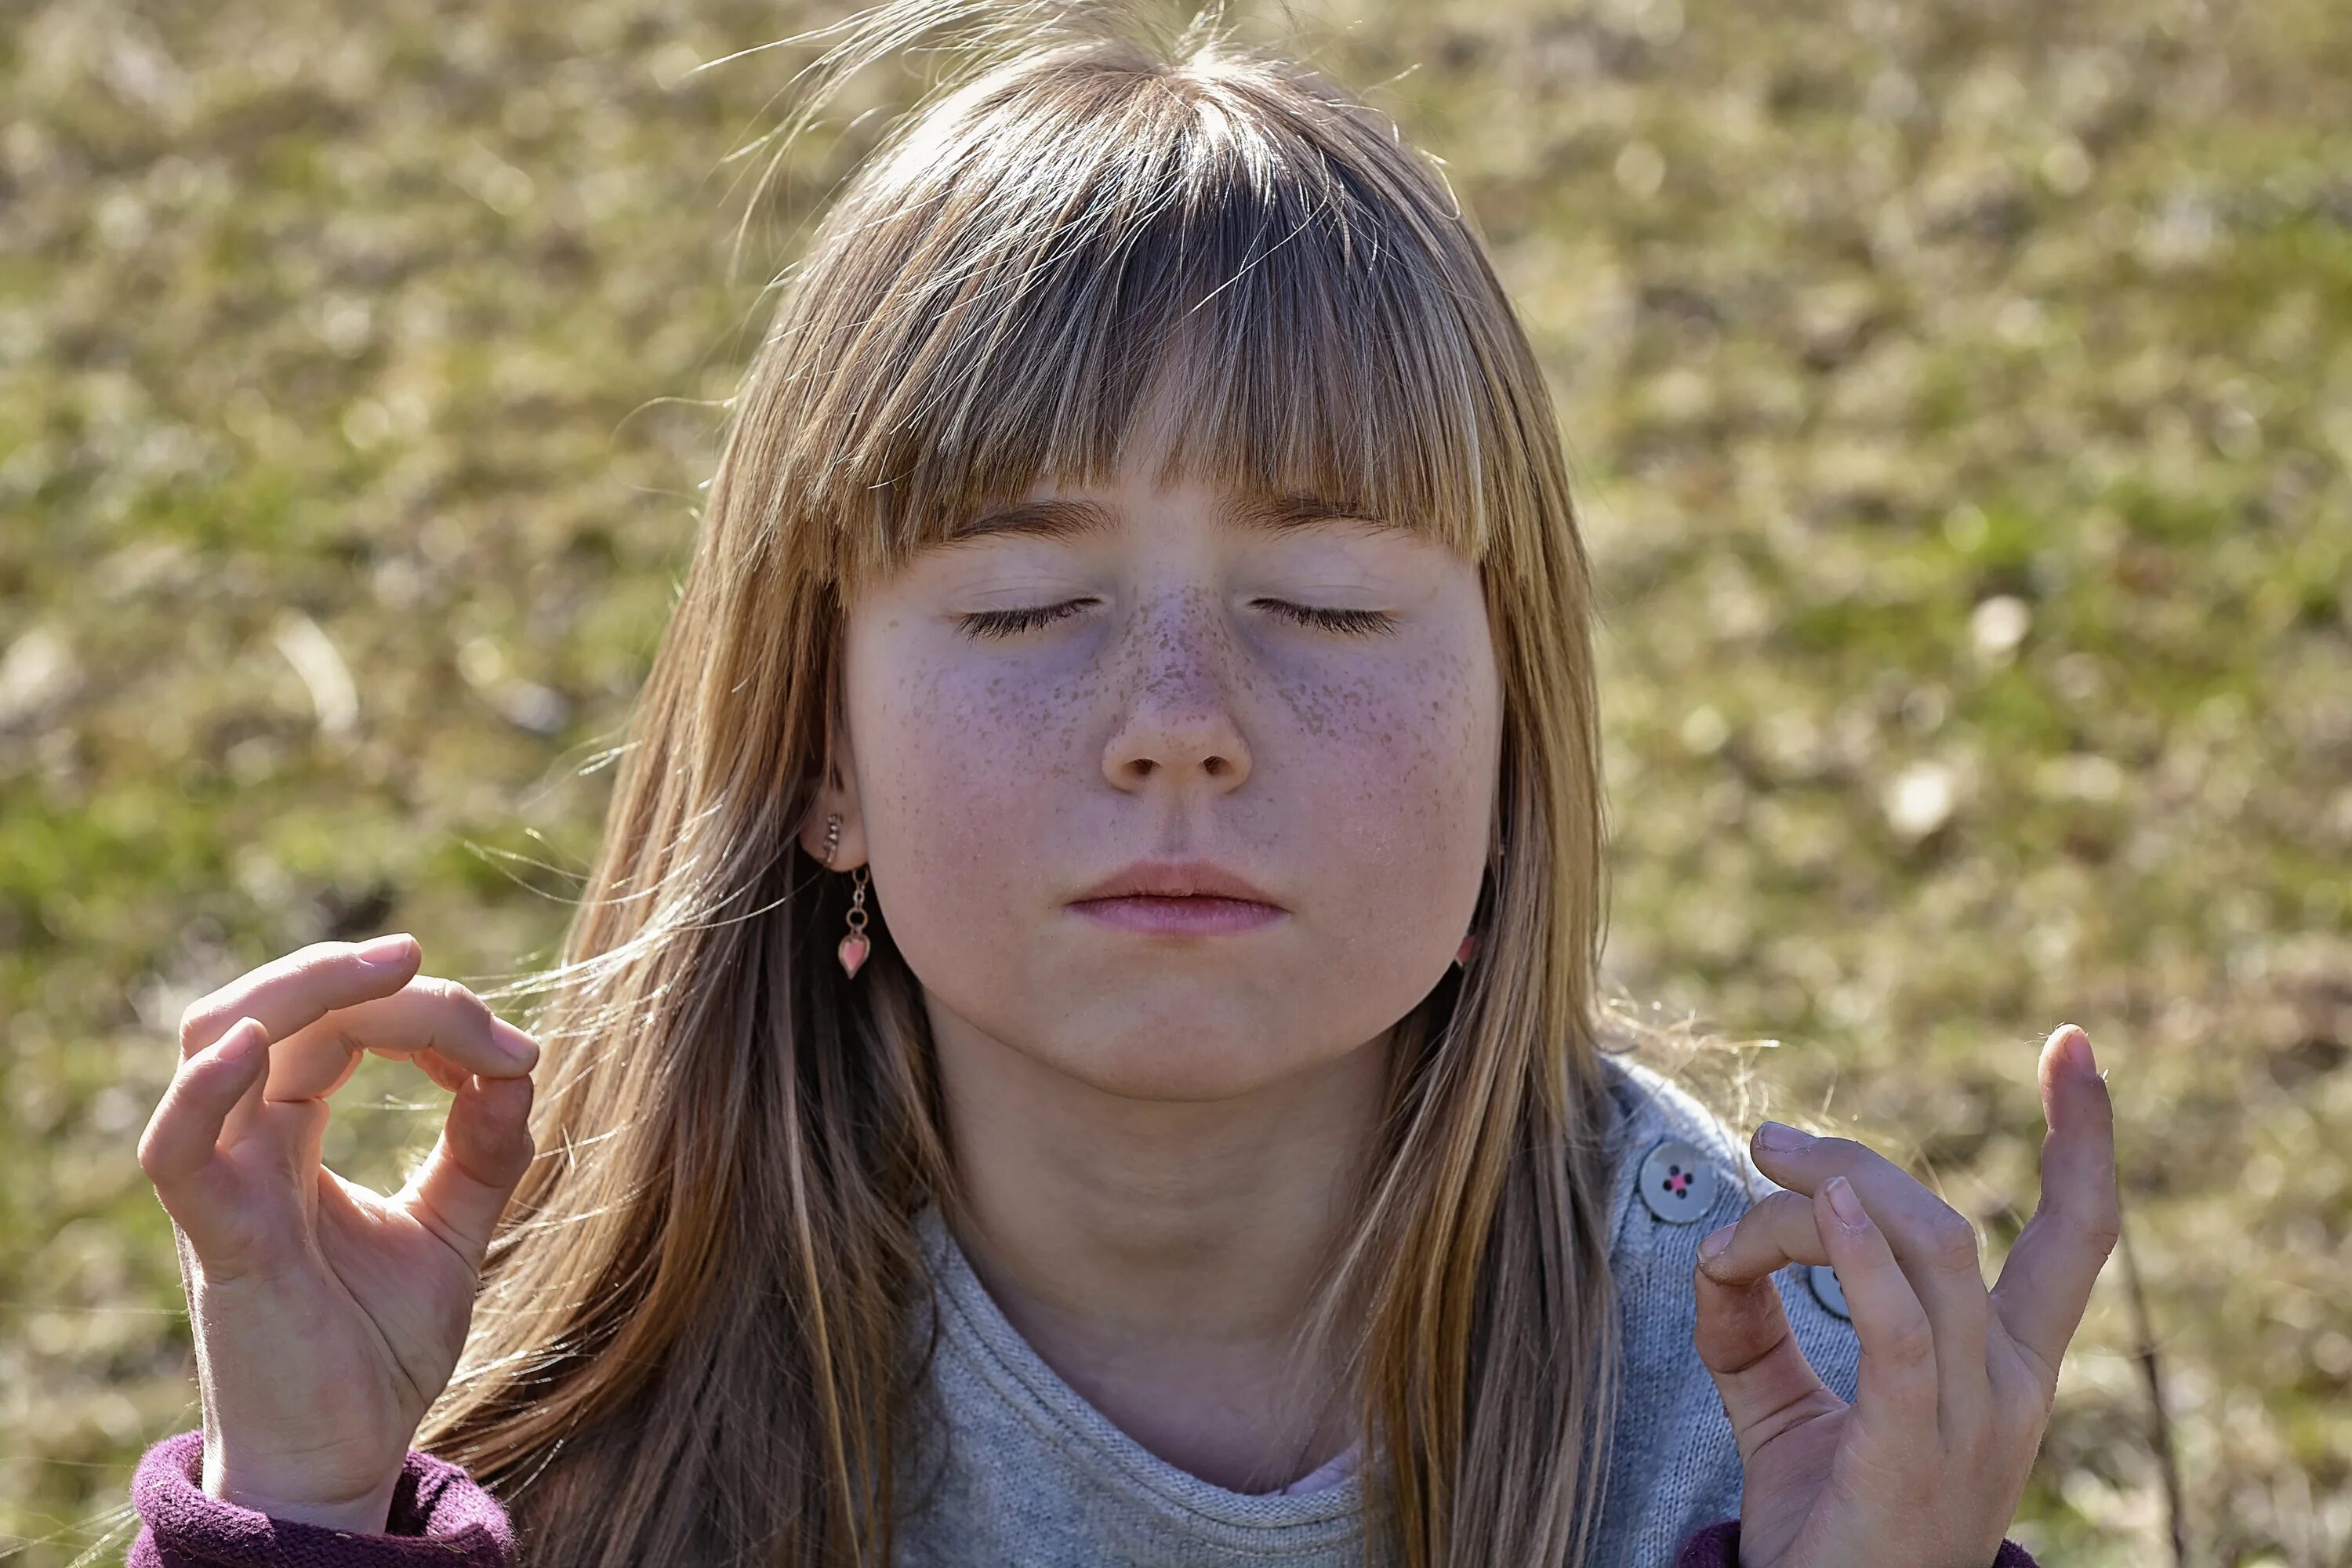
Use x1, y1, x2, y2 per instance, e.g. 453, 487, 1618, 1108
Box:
2, 0, 2347, 1563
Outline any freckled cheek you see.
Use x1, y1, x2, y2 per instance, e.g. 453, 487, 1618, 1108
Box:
858, 660, 1078, 904
1323, 730, 1475, 881
1298, 675, 1491, 895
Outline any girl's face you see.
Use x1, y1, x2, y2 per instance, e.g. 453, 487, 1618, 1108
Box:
821, 437, 1503, 1102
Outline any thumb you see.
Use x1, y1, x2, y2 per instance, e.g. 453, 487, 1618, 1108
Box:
1693, 1233, 1835, 1458
141, 1018, 274, 1258
398, 1069, 537, 1273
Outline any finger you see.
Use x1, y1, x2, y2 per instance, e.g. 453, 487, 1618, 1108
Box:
1815, 1174, 1940, 1465
1693, 1220, 1838, 1461
1750, 1122, 1993, 1442
183, 938, 426, 1149
1693, 1189, 1832, 1283
397, 1069, 539, 1273
180, 935, 423, 1062
1990, 1024, 2121, 1399
251, 977, 539, 1104
138, 1018, 272, 1258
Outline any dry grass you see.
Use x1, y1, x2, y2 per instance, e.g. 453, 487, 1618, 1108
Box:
2, 0, 2346, 1563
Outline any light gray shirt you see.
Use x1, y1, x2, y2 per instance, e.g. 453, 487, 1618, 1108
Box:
895, 1052, 1862, 1566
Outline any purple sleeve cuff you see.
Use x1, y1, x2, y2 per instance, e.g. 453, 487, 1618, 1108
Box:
129, 1428, 513, 1567
1675, 1518, 2041, 1567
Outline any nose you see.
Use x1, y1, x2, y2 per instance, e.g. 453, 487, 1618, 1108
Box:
1100, 597, 1253, 793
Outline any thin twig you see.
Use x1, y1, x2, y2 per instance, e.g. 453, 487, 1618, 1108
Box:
2115, 1196, 2186, 1567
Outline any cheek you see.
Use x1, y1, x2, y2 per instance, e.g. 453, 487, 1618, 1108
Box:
1254, 642, 1499, 1049
893, 654, 1084, 793
850, 642, 1081, 908
1284, 644, 1497, 884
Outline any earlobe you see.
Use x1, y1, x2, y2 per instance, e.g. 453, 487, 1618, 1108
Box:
801, 734, 868, 866
800, 797, 852, 865
803, 793, 869, 871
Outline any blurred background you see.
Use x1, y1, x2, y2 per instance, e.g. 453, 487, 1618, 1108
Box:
2, 0, 2347, 1563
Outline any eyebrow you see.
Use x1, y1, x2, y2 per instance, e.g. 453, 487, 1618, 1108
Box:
938, 492, 1406, 547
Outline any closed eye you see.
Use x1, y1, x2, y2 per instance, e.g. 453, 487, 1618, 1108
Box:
955, 599, 1093, 640
1257, 600, 1398, 637
953, 599, 1398, 641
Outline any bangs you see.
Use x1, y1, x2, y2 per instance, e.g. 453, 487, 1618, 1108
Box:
782, 43, 1512, 588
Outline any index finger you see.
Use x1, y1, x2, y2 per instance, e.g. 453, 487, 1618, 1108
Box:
1988, 1024, 2121, 1397
178, 935, 426, 1061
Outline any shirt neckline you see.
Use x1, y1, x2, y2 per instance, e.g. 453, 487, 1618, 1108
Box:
913, 1202, 1371, 1530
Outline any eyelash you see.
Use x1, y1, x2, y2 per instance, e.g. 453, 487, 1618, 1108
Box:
956, 599, 1397, 641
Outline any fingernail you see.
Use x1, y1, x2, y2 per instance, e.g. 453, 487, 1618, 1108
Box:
2056, 1024, 2096, 1076
1825, 1174, 1866, 1228
356, 932, 416, 966
1698, 1224, 1734, 1262
217, 1017, 265, 1063
1756, 1120, 1810, 1152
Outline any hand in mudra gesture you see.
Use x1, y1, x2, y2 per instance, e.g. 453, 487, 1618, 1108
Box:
136, 935, 541, 1531
1691, 1024, 2119, 1568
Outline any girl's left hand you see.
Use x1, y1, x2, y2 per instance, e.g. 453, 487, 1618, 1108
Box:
1690, 1023, 2119, 1568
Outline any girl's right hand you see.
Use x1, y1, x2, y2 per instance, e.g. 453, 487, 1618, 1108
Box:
137, 935, 541, 1533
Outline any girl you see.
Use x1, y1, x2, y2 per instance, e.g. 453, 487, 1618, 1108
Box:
125, 2, 2117, 1564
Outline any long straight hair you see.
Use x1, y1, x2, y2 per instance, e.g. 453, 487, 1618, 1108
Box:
417, 4, 1627, 1563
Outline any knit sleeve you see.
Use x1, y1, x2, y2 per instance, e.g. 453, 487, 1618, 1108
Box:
128, 1428, 514, 1567
1674, 1517, 2042, 1566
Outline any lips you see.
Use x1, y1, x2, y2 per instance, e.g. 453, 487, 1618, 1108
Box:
1069, 858, 1282, 906
1067, 859, 1285, 936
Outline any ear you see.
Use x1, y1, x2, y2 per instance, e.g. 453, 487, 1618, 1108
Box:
797, 726, 869, 870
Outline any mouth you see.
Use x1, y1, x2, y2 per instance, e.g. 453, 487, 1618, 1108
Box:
1068, 894, 1287, 936
1066, 858, 1287, 935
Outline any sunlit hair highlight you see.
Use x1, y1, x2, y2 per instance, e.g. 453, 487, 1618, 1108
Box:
416, 3, 1642, 1564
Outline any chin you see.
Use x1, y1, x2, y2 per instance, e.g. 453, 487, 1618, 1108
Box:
1035, 992, 1374, 1105
1042, 1021, 1330, 1104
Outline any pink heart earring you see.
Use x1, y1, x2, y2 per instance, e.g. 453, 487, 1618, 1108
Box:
822, 811, 871, 979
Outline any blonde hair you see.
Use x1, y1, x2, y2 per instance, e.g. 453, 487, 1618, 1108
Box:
419, 3, 1656, 1563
